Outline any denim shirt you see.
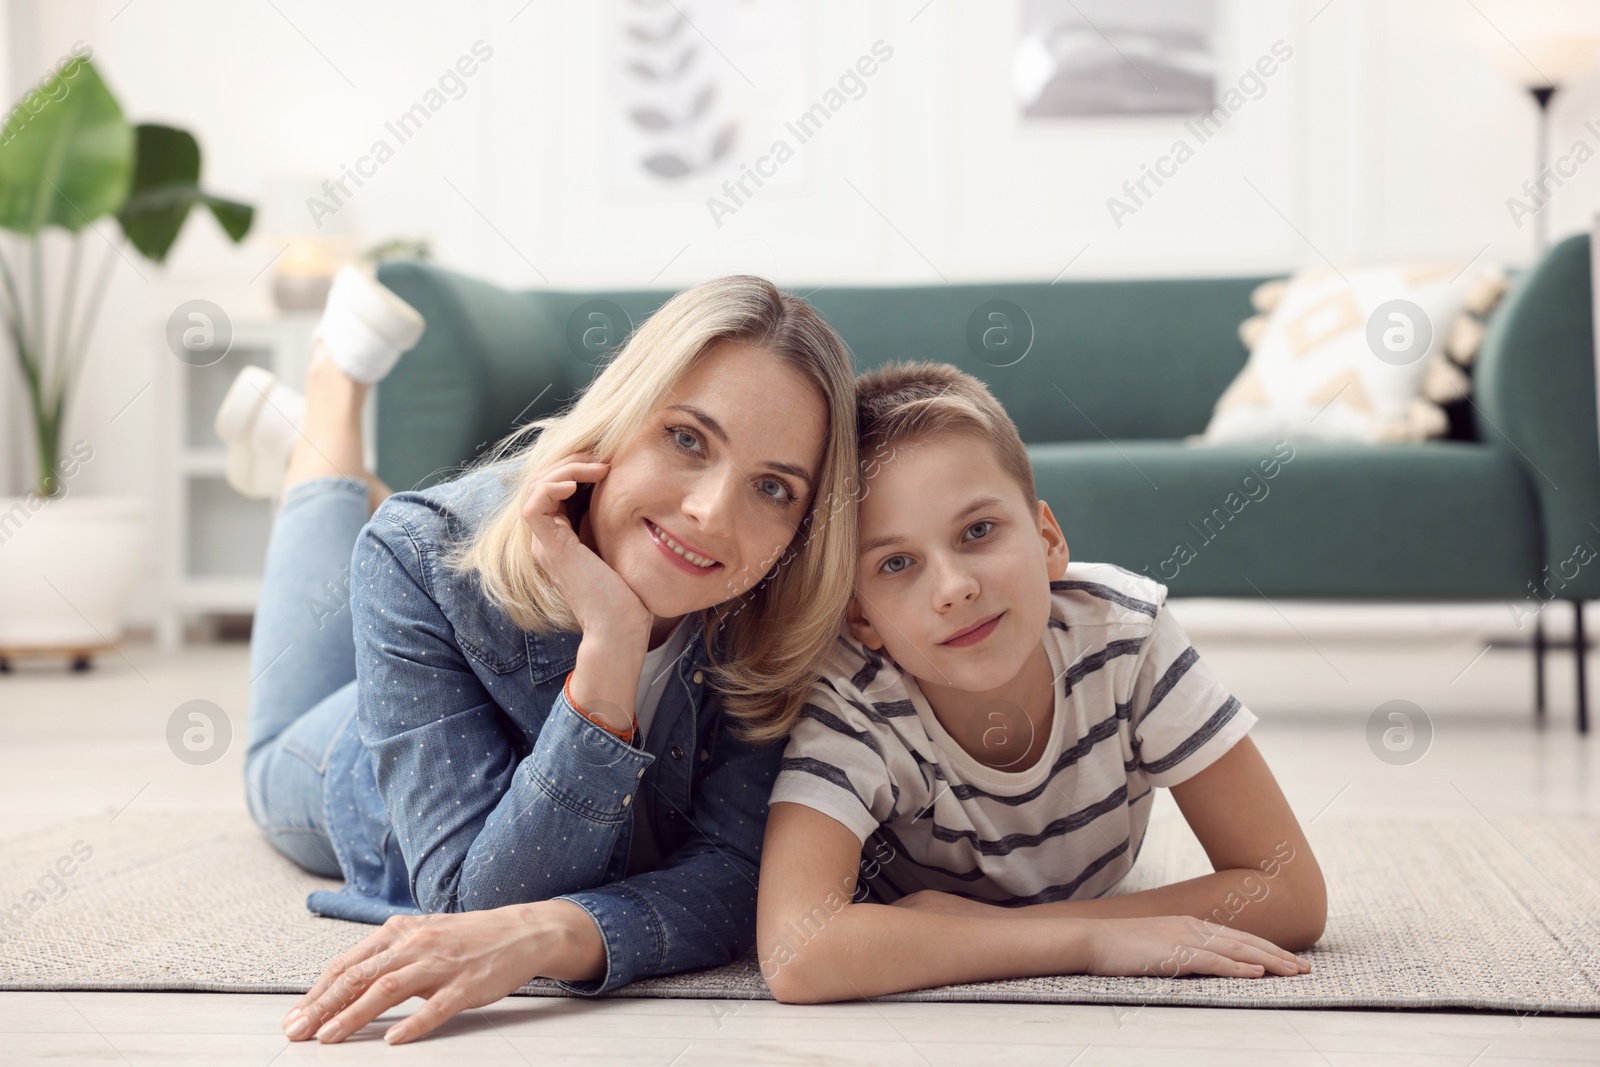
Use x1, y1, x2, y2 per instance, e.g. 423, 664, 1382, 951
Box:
305, 462, 785, 995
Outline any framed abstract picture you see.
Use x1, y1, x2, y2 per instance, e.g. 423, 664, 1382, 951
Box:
1015, 0, 1215, 117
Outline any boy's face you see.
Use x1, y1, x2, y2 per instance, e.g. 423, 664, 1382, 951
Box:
846, 434, 1069, 696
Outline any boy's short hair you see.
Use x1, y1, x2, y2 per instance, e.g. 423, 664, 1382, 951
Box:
855, 360, 1038, 509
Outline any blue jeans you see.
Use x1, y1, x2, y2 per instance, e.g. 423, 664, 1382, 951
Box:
243, 475, 370, 881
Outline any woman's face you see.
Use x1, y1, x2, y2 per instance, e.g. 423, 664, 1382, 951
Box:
577, 339, 829, 629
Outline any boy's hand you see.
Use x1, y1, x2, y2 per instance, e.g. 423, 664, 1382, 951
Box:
1084, 915, 1310, 978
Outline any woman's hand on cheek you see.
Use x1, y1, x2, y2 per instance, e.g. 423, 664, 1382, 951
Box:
522, 454, 651, 641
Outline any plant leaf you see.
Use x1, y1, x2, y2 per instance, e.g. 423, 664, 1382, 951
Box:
114, 125, 196, 260
127, 122, 198, 188
116, 124, 252, 262
0, 58, 133, 234
204, 196, 252, 242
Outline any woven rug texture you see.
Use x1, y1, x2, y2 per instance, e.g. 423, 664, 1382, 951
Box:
1, 809, 1596, 1012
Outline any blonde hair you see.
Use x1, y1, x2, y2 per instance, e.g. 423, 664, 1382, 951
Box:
854, 360, 1037, 508
444, 275, 859, 745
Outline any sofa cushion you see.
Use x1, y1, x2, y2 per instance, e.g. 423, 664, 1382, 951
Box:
1033, 438, 1539, 598
1198, 263, 1491, 446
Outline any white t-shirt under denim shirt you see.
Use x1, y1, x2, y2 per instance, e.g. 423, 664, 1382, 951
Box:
767, 562, 1258, 906
637, 616, 693, 743
625, 615, 694, 876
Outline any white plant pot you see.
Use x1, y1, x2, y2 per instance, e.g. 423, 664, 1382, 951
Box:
0, 495, 146, 649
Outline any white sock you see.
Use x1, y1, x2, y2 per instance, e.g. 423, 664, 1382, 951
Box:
310, 266, 426, 385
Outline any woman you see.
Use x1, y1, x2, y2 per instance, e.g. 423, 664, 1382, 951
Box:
234, 272, 859, 1044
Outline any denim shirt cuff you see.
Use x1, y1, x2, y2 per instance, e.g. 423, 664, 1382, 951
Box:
549, 883, 663, 994
527, 689, 655, 822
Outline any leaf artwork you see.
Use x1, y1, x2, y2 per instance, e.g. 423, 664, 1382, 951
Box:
625, 12, 686, 43
671, 44, 698, 77
629, 107, 674, 131
689, 83, 716, 120
708, 121, 736, 162
618, 0, 729, 181
643, 153, 694, 178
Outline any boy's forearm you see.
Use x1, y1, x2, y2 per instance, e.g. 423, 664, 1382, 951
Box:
1010, 866, 1324, 950
768, 902, 1092, 1003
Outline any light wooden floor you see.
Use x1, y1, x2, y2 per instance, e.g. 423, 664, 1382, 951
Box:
1, 626, 1595, 1065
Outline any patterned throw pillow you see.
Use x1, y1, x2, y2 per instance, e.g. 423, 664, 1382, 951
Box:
1196, 263, 1506, 444
1417, 268, 1509, 440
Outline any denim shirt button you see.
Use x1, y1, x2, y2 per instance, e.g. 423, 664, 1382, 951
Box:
670, 745, 684, 760
622, 794, 632, 807
637, 766, 646, 778
699, 748, 709, 762
691, 670, 704, 685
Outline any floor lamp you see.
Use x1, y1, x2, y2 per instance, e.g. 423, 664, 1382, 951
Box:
1474, 24, 1600, 254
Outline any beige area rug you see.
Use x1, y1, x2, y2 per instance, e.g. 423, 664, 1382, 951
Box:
1, 809, 1597, 1012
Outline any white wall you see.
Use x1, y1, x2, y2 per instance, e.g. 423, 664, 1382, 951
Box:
2, 0, 1597, 636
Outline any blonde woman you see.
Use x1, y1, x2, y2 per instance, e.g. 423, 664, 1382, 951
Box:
229, 273, 858, 1044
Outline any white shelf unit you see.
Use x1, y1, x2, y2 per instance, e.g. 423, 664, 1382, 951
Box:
157, 313, 320, 649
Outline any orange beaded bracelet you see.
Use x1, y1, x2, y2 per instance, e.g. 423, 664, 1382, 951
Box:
564, 671, 637, 743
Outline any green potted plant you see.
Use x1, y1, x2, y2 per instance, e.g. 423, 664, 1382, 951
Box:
0, 52, 252, 664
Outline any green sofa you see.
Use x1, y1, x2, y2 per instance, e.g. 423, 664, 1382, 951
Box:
376, 233, 1599, 732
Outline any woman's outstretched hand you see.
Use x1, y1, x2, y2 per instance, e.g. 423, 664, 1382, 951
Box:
1083, 915, 1310, 978
521, 453, 651, 642
281, 905, 590, 1045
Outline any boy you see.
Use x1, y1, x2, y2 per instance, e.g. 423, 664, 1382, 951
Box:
757, 361, 1324, 1004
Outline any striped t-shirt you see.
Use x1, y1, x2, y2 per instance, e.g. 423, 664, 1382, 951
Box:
767, 561, 1257, 907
